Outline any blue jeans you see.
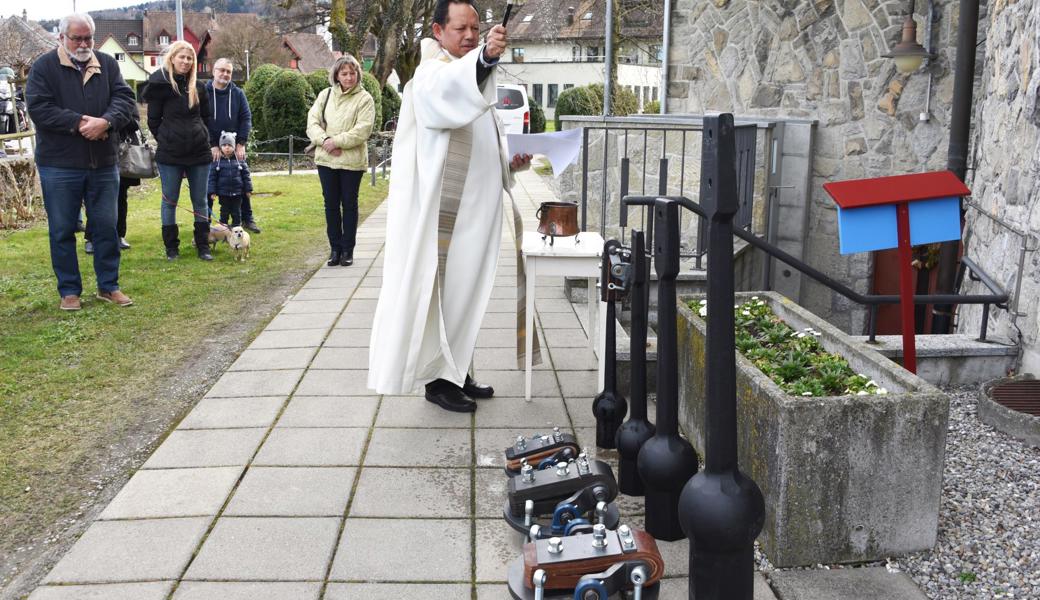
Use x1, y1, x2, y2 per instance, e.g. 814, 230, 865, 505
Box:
38, 165, 120, 297
158, 162, 210, 226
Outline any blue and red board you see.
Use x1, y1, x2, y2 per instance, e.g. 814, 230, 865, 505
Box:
823, 171, 970, 373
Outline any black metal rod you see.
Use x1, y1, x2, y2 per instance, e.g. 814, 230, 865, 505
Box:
619, 158, 631, 228
868, 304, 879, 343
593, 240, 628, 449
979, 303, 989, 342
678, 113, 764, 600
581, 127, 590, 231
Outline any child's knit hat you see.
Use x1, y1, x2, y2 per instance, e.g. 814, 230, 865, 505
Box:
219, 131, 237, 147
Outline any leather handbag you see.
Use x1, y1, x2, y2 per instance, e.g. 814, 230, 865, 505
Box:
536, 202, 579, 238
117, 133, 157, 179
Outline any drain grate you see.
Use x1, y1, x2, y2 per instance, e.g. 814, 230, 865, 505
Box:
990, 380, 1040, 417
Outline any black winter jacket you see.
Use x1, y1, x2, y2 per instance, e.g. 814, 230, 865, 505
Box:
207, 156, 253, 197
144, 69, 211, 166
205, 81, 251, 148
25, 47, 135, 169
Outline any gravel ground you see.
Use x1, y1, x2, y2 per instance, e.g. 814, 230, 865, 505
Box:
894, 385, 1040, 599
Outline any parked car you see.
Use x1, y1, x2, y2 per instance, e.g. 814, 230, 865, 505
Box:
496, 84, 530, 134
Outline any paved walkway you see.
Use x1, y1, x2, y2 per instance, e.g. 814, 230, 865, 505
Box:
28, 170, 931, 600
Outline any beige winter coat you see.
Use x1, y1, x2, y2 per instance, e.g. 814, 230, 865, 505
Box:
306, 83, 375, 171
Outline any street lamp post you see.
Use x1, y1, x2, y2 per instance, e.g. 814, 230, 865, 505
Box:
244, 49, 250, 80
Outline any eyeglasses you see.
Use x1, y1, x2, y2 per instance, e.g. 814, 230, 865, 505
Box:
65, 34, 93, 44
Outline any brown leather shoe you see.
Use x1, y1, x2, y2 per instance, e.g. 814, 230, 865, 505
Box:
96, 290, 134, 307
60, 295, 81, 311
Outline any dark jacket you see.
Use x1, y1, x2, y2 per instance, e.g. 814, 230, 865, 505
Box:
205, 80, 251, 148
143, 69, 211, 166
26, 46, 135, 169
207, 156, 253, 197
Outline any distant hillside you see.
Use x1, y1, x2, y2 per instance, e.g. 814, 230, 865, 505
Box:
88, 0, 266, 20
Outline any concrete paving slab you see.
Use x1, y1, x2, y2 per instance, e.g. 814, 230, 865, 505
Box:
490, 286, 516, 299
323, 328, 371, 347
276, 396, 378, 428
342, 298, 378, 313
141, 429, 267, 469
223, 467, 356, 517
364, 428, 471, 467
302, 277, 363, 290
172, 582, 321, 600
291, 287, 352, 301
542, 328, 591, 348
330, 518, 471, 582
252, 428, 367, 466
549, 347, 599, 371
474, 396, 570, 429
310, 268, 363, 280
177, 396, 284, 429
536, 298, 579, 313
474, 347, 551, 371
351, 467, 470, 518
477, 328, 521, 348
184, 517, 339, 581
229, 348, 316, 371
28, 582, 173, 600
475, 519, 525, 582
278, 299, 347, 314
205, 369, 303, 398
295, 369, 373, 396
481, 312, 517, 329
325, 583, 470, 600
474, 428, 541, 468
374, 396, 473, 428
486, 298, 517, 313
769, 567, 929, 600
99, 467, 242, 520
475, 370, 561, 398
537, 311, 583, 328
349, 286, 381, 299
474, 468, 509, 518
572, 427, 620, 464
310, 346, 369, 369
627, 515, 690, 578
558, 370, 600, 398
43, 518, 209, 583
264, 312, 339, 331
358, 276, 382, 288
248, 328, 327, 349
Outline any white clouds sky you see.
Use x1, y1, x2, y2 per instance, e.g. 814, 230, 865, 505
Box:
5, 0, 140, 23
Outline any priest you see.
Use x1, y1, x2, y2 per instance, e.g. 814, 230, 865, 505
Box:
368, 0, 532, 412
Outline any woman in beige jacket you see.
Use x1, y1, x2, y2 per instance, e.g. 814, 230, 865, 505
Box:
307, 54, 376, 266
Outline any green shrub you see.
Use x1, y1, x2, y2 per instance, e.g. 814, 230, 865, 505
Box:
381, 84, 401, 130
643, 99, 661, 114
304, 69, 330, 96
554, 83, 638, 130
360, 71, 383, 133
243, 63, 283, 142
262, 69, 315, 152
529, 99, 546, 133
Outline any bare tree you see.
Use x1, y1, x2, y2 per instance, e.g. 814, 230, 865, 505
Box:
0, 17, 56, 78
209, 15, 292, 73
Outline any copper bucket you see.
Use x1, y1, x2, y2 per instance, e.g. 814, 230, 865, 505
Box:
536, 202, 579, 243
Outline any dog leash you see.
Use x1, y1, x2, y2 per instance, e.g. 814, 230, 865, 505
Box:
160, 193, 230, 232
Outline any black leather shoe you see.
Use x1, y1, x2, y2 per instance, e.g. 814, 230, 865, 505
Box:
340, 252, 353, 267
244, 221, 261, 233
463, 375, 494, 399
425, 379, 477, 413
327, 250, 341, 267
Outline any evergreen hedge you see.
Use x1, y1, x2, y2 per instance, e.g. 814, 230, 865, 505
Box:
529, 99, 546, 133
262, 69, 315, 152
305, 69, 329, 96
360, 72, 383, 132
554, 83, 638, 130
242, 63, 283, 143
381, 84, 401, 130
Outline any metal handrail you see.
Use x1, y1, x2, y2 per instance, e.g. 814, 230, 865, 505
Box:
622, 194, 1010, 342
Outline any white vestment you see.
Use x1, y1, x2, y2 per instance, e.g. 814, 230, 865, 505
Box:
368, 39, 514, 394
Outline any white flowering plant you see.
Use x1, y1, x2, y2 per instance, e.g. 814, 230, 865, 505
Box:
688, 297, 889, 397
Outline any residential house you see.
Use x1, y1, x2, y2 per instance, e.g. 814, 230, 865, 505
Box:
283, 32, 337, 75
0, 11, 57, 78
495, 0, 663, 119
93, 19, 148, 93
140, 10, 213, 73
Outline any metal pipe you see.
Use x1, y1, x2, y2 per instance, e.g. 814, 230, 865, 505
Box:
581, 127, 590, 230
176, 0, 184, 41
288, 135, 294, 175
603, 0, 614, 116
919, 0, 935, 122
660, 0, 671, 114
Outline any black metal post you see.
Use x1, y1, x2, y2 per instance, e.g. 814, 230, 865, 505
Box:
635, 198, 699, 541
593, 239, 628, 449
615, 230, 655, 496
678, 114, 764, 600
288, 134, 294, 175
932, 0, 980, 333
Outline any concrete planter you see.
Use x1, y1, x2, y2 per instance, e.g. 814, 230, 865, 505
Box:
676, 291, 949, 567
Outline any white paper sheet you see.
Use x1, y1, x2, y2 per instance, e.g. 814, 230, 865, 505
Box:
506, 128, 583, 177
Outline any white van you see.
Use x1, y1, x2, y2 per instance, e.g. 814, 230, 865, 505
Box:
496, 84, 530, 134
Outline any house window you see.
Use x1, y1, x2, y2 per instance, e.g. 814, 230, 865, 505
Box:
547, 84, 559, 108
564, 83, 574, 91
150, 56, 157, 66
650, 45, 662, 63
586, 47, 599, 62
159, 34, 169, 45
652, 87, 658, 101
127, 34, 139, 47
531, 83, 543, 106
512, 48, 525, 63
115, 53, 125, 62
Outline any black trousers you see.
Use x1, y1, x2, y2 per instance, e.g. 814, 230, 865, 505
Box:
218, 194, 243, 226
317, 166, 363, 254
85, 176, 131, 241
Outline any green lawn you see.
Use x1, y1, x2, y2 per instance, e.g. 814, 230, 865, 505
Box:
0, 174, 387, 549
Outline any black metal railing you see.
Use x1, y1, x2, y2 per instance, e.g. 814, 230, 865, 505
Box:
622, 194, 1011, 342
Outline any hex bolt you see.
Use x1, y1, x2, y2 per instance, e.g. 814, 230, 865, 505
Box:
522, 464, 535, 483
555, 461, 569, 477
533, 569, 547, 600
619, 524, 636, 550
516, 435, 527, 450
552, 426, 562, 442
528, 524, 542, 543
548, 537, 564, 554
592, 523, 607, 549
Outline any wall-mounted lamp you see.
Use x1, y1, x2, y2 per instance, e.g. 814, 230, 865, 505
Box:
882, 0, 936, 73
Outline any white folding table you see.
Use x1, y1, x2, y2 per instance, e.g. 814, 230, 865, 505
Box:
521, 231, 605, 401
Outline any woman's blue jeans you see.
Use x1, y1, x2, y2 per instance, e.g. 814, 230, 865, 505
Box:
158, 162, 210, 226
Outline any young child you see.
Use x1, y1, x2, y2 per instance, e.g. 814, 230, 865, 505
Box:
207, 131, 253, 227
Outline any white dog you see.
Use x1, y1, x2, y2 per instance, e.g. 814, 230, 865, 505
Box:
228, 226, 251, 261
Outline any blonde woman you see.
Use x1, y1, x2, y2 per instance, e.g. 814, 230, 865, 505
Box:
306, 54, 375, 267
143, 41, 214, 260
